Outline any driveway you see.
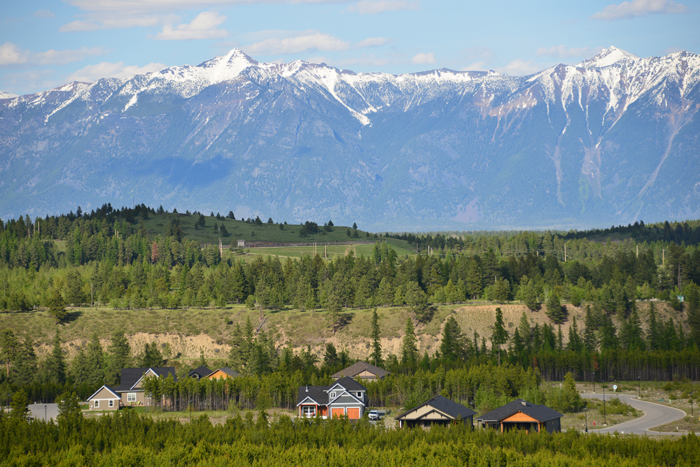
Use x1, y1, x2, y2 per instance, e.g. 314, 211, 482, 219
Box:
582, 393, 687, 436
28, 403, 59, 422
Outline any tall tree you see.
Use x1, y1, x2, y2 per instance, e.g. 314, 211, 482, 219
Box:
647, 302, 661, 351
370, 308, 383, 367
490, 307, 508, 364
105, 329, 131, 386
44, 331, 66, 385
10, 389, 30, 421
440, 316, 464, 363
323, 343, 339, 369
518, 311, 532, 352
400, 318, 418, 367
0, 330, 19, 379
583, 305, 598, 352
46, 288, 67, 323
567, 316, 583, 353
85, 333, 104, 387
12, 338, 38, 386
546, 292, 565, 324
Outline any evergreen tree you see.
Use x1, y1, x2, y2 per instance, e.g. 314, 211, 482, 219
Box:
647, 302, 661, 351
86, 333, 104, 387
65, 270, 84, 306
556, 325, 564, 351
686, 284, 700, 348
70, 348, 89, 385
10, 389, 30, 421
44, 331, 66, 385
105, 329, 131, 386
370, 308, 383, 367
620, 309, 646, 350
440, 316, 463, 362
520, 278, 539, 310
546, 292, 565, 324
400, 318, 418, 367
12, 338, 38, 386
138, 343, 164, 368
323, 343, 339, 369
46, 288, 67, 323
404, 281, 429, 322
228, 323, 246, 372
0, 330, 19, 380
57, 391, 81, 423
492, 278, 510, 303
466, 260, 483, 299
517, 312, 531, 352
567, 316, 583, 353
599, 315, 619, 350
490, 307, 508, 363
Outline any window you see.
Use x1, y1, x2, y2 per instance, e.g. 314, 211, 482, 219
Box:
357, 392, 362, 398
302, 406, 316, 417
127, 393, 137, 403
330, 392, 336, 399
94, 400, 99, 408
109, 400, 114, 407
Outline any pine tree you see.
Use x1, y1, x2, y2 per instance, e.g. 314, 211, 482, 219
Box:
567, 316, 583, 353
517, 311, 531, 352
105, 329, 131, 386
466, 260, 483, 299
12, 338, 38, 386
0, 330, 19, 380
46, 288, 67, 323
521, 278, 539, 310
86, 333, 104, 387
323, 343, 339, 369
370, 308, 383, 367
546, 292, 565, 324
599, 315, 619, 350
492, 278, 510, 303
400, 318, 418, 367
647, 302, 660, 351
44, 331, 66, 385
57, 391, 81, 423
556, 325, 564, 351
10, 389, 30, 421
620, 309, 646, 350
686, 284, 700, 348
491, 307, 508, 363
65, 269, 84, 306
228, 323, 246, 372
440, 316, 463, 362
70, 348, 89, 385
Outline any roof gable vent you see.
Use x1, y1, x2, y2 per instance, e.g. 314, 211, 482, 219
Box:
521, 400, 527, 406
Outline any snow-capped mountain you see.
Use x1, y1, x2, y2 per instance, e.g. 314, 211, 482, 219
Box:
1, 47, 699, 229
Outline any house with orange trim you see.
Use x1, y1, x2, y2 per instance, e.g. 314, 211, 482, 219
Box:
207, 367, 240, 380
296, 377, 367, 419
476, 399, 562, 433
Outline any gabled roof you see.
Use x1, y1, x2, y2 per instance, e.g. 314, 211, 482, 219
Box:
187, 366, 212, 378
87, 385, 120, 401
208, 367, 240, 378
331, 361, 389, 379
296, 385, 331, 406
330, 376, 367, 392
113, 367, 177, 392
395, 395, 476, 420
476, 399, 563, 423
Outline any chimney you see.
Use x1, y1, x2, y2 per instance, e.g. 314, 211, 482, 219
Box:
521, 400, 527, 406
305, 385, 308, 392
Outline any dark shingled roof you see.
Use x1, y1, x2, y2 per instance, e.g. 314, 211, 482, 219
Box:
187, 366, 212, 378
395, 395, 476, 420
296, 377, 367, 405
113, 367, 177, 392
476, 399, 563, 423
331, 361, 389, 379
331, 376, 367, 392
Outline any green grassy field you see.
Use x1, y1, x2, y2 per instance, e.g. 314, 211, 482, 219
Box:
133, 212, 415, 253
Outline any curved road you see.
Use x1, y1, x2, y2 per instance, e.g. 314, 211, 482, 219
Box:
582, 393, 687, 436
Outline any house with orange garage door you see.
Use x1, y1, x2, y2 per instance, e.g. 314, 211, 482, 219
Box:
476, 399, 563, 433
296, 377, 367, 419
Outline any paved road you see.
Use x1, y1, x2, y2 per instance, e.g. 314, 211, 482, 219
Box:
582, 393, 687, 436
28, 403, 59, 422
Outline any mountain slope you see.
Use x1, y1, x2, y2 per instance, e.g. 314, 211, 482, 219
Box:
1, 47, 699, 230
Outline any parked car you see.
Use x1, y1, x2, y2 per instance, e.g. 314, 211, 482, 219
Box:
368, 410, 379, 420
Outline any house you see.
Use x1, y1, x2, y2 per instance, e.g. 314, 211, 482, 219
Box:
113, 367, 177, 407
237, 240, 246, 248
86, 385, 121, 411
297, 377, 368, 419
331, 361, 389, 381
395, 395, 476, 428
187, 366, 212, 380
207, 367, 240, 380
476, 399, 563, 433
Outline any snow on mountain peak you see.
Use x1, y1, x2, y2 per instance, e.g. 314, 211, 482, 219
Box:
0, 91, 19, 99
578, 46, 639, 68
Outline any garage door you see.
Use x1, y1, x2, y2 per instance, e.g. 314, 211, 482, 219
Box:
332, 408, 345, 419
347, 408, 360, 420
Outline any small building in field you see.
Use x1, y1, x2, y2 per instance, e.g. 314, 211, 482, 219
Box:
114, 367, 177, 407
237, 240, 246, 248
331, 361, 389, 381
395, 395, 476, 428
86, 385, 121, 411
297, 377, 367, 419
476, 399, 563, 434
187, 366, 212, 380
207, 367, 240, 380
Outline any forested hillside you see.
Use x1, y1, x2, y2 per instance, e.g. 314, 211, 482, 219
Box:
1, 204, 700, 409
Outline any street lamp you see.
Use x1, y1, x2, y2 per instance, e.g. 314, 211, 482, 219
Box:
638, 376, 641, 398
602, 380, 607, 425
44, 405, 47, 423
691, 392, 694, 418
584, 405, 588, 433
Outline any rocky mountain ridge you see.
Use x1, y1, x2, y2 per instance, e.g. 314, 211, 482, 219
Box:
1, 46, 698, 230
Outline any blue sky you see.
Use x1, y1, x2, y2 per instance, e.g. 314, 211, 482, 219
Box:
1, 0, 698, 95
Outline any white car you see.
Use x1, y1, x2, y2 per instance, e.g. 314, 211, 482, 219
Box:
368, 410, 379, 420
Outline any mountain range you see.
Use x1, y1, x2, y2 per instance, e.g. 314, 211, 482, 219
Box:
1, 46, 699, 231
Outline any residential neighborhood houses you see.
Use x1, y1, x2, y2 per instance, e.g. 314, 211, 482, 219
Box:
395, 395, 476, 428
476, 399, 563, 433
297, 376, 368, 419
331, 361, 389, 381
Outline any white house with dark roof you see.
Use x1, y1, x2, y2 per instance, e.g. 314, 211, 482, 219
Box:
86, 385, 121, 411
296, 377, 368, 419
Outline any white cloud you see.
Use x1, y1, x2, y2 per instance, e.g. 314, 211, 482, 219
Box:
155, 12, 228, 40
66, 61, 166, 82
663, 46, 682, 54
0, 42, 107, 67
461, 61, 488, 72
245, 32, 350, 55
355, 37, 389, 48
60, 15, 164, 32
411, 52, 435, 65
345, 0, 419, 14
34, 9, 55, 18
65, 1, 351, 14
496, 59, 541, 76
592, 0, 689, 21
536, 45, 602, 59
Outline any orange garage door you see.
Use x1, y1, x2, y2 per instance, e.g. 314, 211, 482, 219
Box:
332, 408, 345, 418
347, 408, 360, 419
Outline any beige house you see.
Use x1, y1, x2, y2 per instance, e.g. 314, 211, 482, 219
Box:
113, 367, 177, 407
395, 395, 476, 428
86, 386, 121, 411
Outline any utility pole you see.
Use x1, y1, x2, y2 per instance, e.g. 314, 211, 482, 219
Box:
636, 245, 639, 258
564, 244, 567, 262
